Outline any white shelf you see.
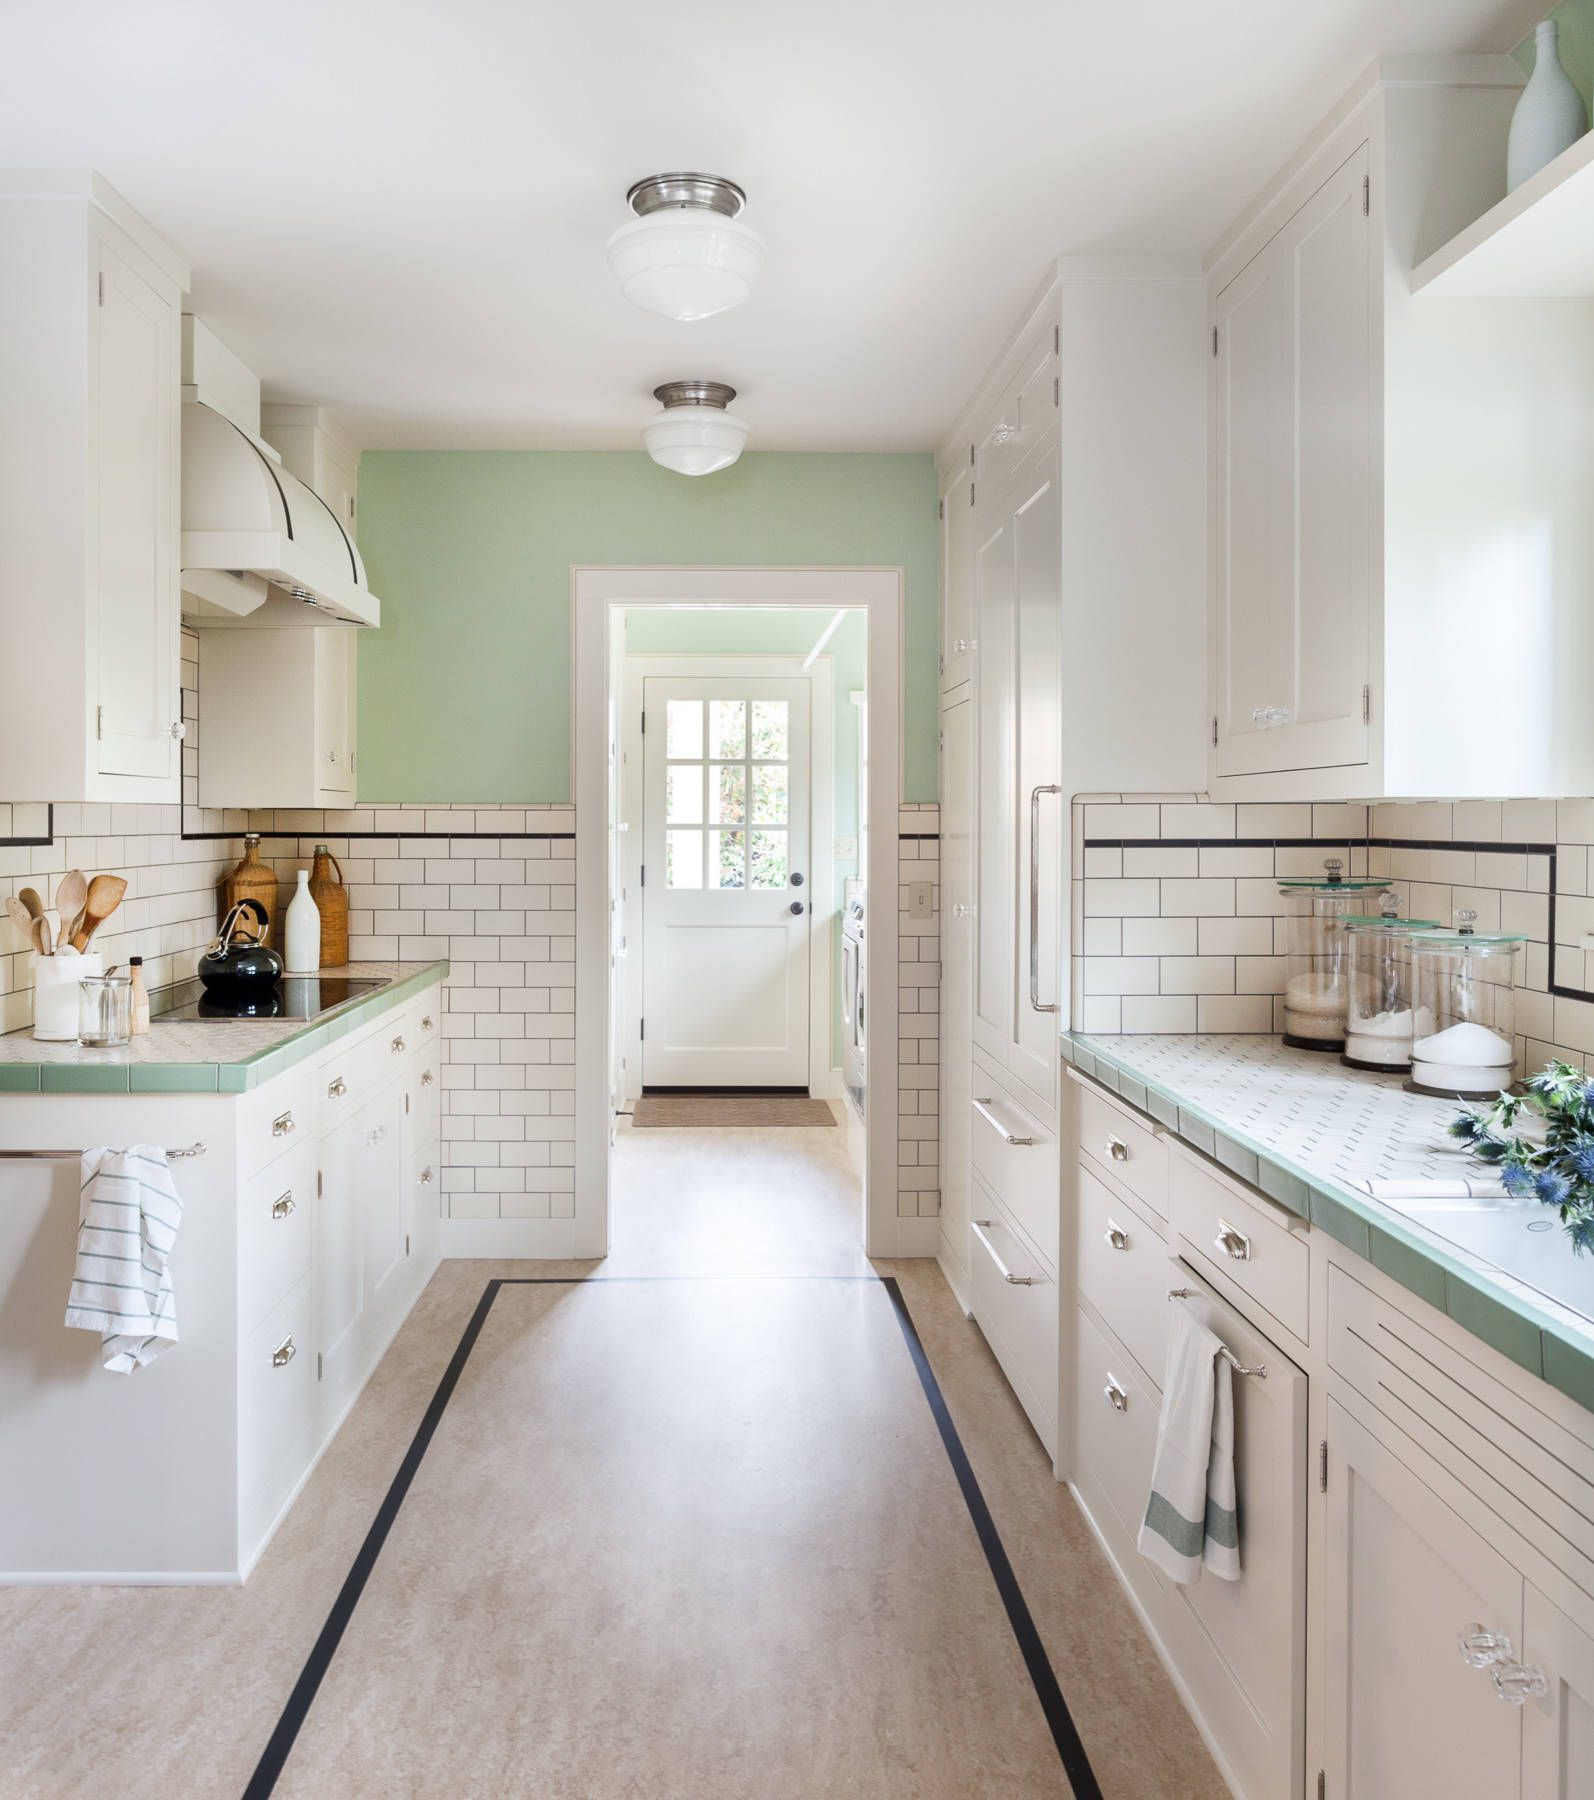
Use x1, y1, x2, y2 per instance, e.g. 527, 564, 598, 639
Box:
1413, 129, 1594, 296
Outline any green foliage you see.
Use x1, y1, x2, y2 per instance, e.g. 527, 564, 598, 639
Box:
1452, 1060, 1594, 1253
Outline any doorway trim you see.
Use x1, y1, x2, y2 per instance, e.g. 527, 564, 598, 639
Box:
618, 653, 836, 1103
572, 565, 904, 1260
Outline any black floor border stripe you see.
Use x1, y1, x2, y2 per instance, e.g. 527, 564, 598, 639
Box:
243, 1274, 1101, 1800
880, 1276, 1104, 1800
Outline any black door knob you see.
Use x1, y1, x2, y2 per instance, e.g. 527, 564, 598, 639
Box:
789, 901, 805, 916
790, 872, 804, 887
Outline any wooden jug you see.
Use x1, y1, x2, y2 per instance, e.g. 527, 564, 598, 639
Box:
308, 844, 349, 968
223, 835, 279, 948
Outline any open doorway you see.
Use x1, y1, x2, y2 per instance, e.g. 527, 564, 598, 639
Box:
572, 566, 908, 1262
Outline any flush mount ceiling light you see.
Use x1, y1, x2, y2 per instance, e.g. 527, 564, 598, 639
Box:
642, 381, 749, 477
606, 174, 765, 322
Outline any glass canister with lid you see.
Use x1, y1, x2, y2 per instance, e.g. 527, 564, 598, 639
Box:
1405, 912, 1526, 1099
1277, 859, 1391, 1052
1341, 896, 1439, 1072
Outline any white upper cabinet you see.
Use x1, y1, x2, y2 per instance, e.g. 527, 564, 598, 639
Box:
938, 446, 974, 695
261, 404, 361, 541
0, 173, 188, 803
1207, 59, 1594, 798
199, 625, 358, 810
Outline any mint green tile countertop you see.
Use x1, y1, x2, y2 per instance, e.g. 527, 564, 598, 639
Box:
1065, 1031, 1594, 1415
0, 963, 447, 1094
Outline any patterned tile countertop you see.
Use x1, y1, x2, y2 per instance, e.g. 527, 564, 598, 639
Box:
1066, 1032, 1594, 1410
0, 962, 448, 1094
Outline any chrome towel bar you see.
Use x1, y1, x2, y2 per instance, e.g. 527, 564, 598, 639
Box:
0, 1142, 206, 1162
1167, 1287, 1267, 1378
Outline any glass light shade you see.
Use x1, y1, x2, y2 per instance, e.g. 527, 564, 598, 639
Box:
605, 209, 766, 322
642, 405, 750, 477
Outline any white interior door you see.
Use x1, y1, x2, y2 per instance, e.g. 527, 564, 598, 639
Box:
641, 677, 811, 1088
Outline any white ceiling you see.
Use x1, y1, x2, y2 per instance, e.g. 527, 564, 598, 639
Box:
2, 0, 1543, 452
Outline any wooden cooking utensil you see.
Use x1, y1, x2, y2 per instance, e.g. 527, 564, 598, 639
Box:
6, 895, 35, 941
69, 874, 127, 952
55, 870, 86, 937
31, 915, 52, 956
17, 887, 44, 920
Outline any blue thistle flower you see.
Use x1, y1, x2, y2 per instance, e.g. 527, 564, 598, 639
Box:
1535, 1167, 1573, 1208
1571, 1143, 1594, 1184
1449, 1113, 1482, 1143
1501, 1161, 1538, 1196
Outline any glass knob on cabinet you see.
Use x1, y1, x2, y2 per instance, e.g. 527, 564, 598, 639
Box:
1458, 1625, 1514, 1669
1492, 1660, 1549, 1705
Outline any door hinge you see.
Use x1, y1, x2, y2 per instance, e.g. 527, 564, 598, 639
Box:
968, 443, 975, 467
1053, 323, 1060, 355
640, 863, 645, 888
404, 1092, 410, 1115
1361, 683, 1371, 723
969, 482, 976, 508
938, 729, 945, 752
938, 498, 945, 521
1212, 325, 1219, 357
95, 704, 103, 741
1317, 1771, 1326, 1800
405, 1232, 411, 1257
316, 1351, 323, 1382
1211, 715, 1219, 748
640, 710, 645, 735
317, 1169, 323, 1198
97, 270, 104, 306
640, 1018, 645, 1040
1319, 1438, 1329, 1492
1053, 374, 1060, 408
938, 652, 944, 675
1363, 173, 1370, 216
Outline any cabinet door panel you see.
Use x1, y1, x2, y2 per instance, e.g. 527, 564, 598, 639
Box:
940, 458, 975, 693
972, 512, 1014, 1066
94, 237, 177, 782
361, 1084, 407, 1318
1325, 1395, 1523, 1800
316, 1113, 364, 1412
938, 698, 974, 1269
315, 629, 356, 798
1010, 445, 1062, 1106
1523, 1583, 1594, 1800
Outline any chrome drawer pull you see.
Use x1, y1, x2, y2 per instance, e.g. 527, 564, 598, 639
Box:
271, 1110, 295, 1138
1167, 1288, 1268, 1376
972, 1098, 1034, 1146
1028, 783, 1062, 1014
271, 1192, 295, 1221
1104, 1221, 1129, 1252
421, 1015, 434, 1031
1214, 1218, 1251, 1262
327, 1076, 347, 1099
271, 1336, 296, 1369
1104, 1134, 1130, 1162
421, 1070, 434, 1087
971, 1219, 1037, 1286
1103, 1376, 1128, 1412
419, 1167, 434, 1185
390, 1035, 406, 1054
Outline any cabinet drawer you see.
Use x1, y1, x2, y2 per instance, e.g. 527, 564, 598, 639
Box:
238, 1137, 314, 1334
1073, 1302, 1161, 1559
315, 1028, 384, 1133
969, 1177, 1058, 1454
1078, 1082, 1167, 1218
1077, 1164, 1171, 1392
970, 1083, 1058, 1270
238, 1063, 316, 1179
411, 990, 441, 1049
1169, 1152, 1308, 1341
239, 1276, 315, 1509
412, 1039, 441, 1146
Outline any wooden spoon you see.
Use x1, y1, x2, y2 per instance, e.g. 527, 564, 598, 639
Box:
69, 874, 127, 952
30, 915, 52, 956
55, 870, 86, 936
6, 895, 34, 941
17, 887, 44, 920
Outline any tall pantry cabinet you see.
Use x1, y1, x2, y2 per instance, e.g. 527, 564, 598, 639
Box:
936, 261, 1207, 1452
0, 172, 189, 803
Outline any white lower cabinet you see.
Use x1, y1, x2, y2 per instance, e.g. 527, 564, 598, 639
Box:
1522, 1582, 1594, 1798
969, 1171, 1058, 1457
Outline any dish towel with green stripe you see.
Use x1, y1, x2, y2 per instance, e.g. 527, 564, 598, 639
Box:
64, 1148, 182, 1373
1137, 1304, 1241, 1585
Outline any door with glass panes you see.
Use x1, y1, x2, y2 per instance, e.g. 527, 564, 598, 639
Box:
641, 678, 811, 1088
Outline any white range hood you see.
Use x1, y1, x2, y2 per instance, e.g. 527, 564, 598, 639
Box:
180, 400, 380, 628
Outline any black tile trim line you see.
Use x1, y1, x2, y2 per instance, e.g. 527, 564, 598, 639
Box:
0, 803, 54, 849
241, 1274, 1101, 1800
1083, 833, 1593, 1006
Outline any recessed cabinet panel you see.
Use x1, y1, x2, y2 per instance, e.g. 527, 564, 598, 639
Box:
972, 511, 1015, 1068
1522, 1581, 1594, 1800
937, 696, 974, 1286
939, 457, 974, 693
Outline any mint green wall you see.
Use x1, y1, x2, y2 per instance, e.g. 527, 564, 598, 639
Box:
354, 451, 938, 804
1516, 3, 1594, 102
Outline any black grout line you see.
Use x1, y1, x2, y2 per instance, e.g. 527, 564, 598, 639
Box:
242, 1273, 1098, 1799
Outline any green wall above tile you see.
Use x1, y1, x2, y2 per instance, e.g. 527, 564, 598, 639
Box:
354, 451, 939, 804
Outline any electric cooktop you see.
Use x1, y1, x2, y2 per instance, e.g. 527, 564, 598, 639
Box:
150, 975, 389, 1023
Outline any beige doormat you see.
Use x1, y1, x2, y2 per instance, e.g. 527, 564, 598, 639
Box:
631, 1095, 837, 1128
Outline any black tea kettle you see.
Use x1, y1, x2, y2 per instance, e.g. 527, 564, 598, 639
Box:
198, 899, 284, 1002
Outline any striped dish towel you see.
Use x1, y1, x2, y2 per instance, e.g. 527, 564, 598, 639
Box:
1137, 1305, 1241, 1586
64, 1147, 183, 1373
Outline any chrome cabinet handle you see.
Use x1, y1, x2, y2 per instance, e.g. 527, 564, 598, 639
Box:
421, 1015, 434, 1031
327, 1076, 347, 1098
971, 1219, 1037, 1286
1214, 1218, 1251, 1261
1250, 705, 1292, 727
390, 1035, 405, 1054
169, 720, 187, 740
1105, 1134, 1129, 1162
367, 1125, 387, 1146
951, 903, 971, 918
419, 1166, 434, 1185
1103, 1376, 1128, 1412
421, 1069, 434, 1087
1105, 1221, 1129, 1251
1458, 1626, 1514, 1669
991, 421, 1019, 444
271, 1192, 295, 1221
271, 1110, 295, 1138
973, 1098, 1034, 1146
951, 637, 977, 655
271, 1336, 296, 1369
1492, 1660, 1549, 1706
1029, 783, 1062, 1013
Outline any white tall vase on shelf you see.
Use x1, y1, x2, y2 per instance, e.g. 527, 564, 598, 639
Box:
1507, 20, 1588, 192
284, 870, 321, 975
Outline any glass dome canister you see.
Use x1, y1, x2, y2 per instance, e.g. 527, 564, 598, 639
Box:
1405, 913, 1526, 1100
1276, 859, 1390, 1052
1340, 896, 1439, 1073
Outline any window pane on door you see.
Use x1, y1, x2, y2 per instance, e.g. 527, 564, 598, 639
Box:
751, 765, 787, 824
750, 829, 788, 889
666, 700, 703, 760
709, 700, 745, 759
751, 700, 788, 760
666, 766, 703, 824
711, 765, 746, 824
710, 830, 746, 888
666, 830, 703, 889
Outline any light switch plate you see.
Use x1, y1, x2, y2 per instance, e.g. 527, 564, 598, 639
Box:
907, 880, 934, 920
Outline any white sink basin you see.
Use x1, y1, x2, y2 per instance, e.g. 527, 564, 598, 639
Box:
1381, 1188, 1594, 1326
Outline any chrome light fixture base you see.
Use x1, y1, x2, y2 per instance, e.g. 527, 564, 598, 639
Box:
652, 380, 737, 411
626, 173, 746, 219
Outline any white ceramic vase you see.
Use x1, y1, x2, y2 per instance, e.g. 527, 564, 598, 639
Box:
283, 870, 321, 975
1507, 20, 1588, 192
